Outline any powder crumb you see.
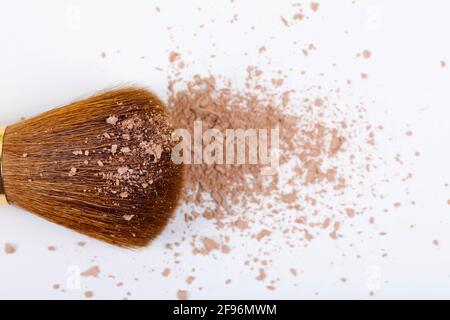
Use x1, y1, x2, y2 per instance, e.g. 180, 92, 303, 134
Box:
314, 98, 324, 107
256, 268, 267, 281
81, 266, 100, 277
290, 268, 297, 277
106, 116, 119, 125
84, 291, 94, 298
196, 237, 220, 255
234, 218, 249, 230
48, 246, 57, 252
186, 276, 195, 285
345, 208, 355, 218
68, 167, 77, 177
169, 51, 181, 63
441, 60, 447, 68
52, 284, 60, 290
162, 268, 171, 277
121, 147, 131, 154
101, 52, 106, 59
363, 50, 372, 59
77, 241, 86, 247
433, 240, 440, 246
177, 290, 188, 300
256, 229, 271, 241
97, 160, 104, 167
22, 153, 28, 158
123, 214, 135, 221
310, 2, 319, 12
4, 243, 16, 254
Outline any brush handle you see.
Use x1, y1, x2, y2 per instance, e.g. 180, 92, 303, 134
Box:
0, 126, 6, 205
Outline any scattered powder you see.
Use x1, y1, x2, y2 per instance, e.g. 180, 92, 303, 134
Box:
163, 49, 407, 294
433, 240, 440, 246
48, 246, 57, 251
84, 291, 94, 298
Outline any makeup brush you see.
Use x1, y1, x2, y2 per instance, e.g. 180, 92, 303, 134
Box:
0, 87, 184, 248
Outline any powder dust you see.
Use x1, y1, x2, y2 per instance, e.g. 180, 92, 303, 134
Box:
163, 52, 387, 291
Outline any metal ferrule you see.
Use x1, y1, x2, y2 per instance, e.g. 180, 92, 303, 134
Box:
0, 126, 7, 204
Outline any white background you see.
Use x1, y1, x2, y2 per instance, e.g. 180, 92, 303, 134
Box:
0, 0, 450, 300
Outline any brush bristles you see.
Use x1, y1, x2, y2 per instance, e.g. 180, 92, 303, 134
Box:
2, 87, 184, 248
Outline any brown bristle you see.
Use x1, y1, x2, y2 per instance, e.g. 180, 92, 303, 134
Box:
2, 87, 184, 248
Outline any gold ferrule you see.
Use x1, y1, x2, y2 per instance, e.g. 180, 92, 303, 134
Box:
0, 126, 7, 205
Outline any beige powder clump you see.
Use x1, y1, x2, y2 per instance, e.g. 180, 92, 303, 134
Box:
363, 50, 372, 59
162, 268, 171, 277
311, 2, 320, 12
256, 268, 267, 281
256, 229, 271, 241
4, 243, 16, 254
68, 167, 77, 177
177, 290, 188, 300
81, 266, 100, 277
